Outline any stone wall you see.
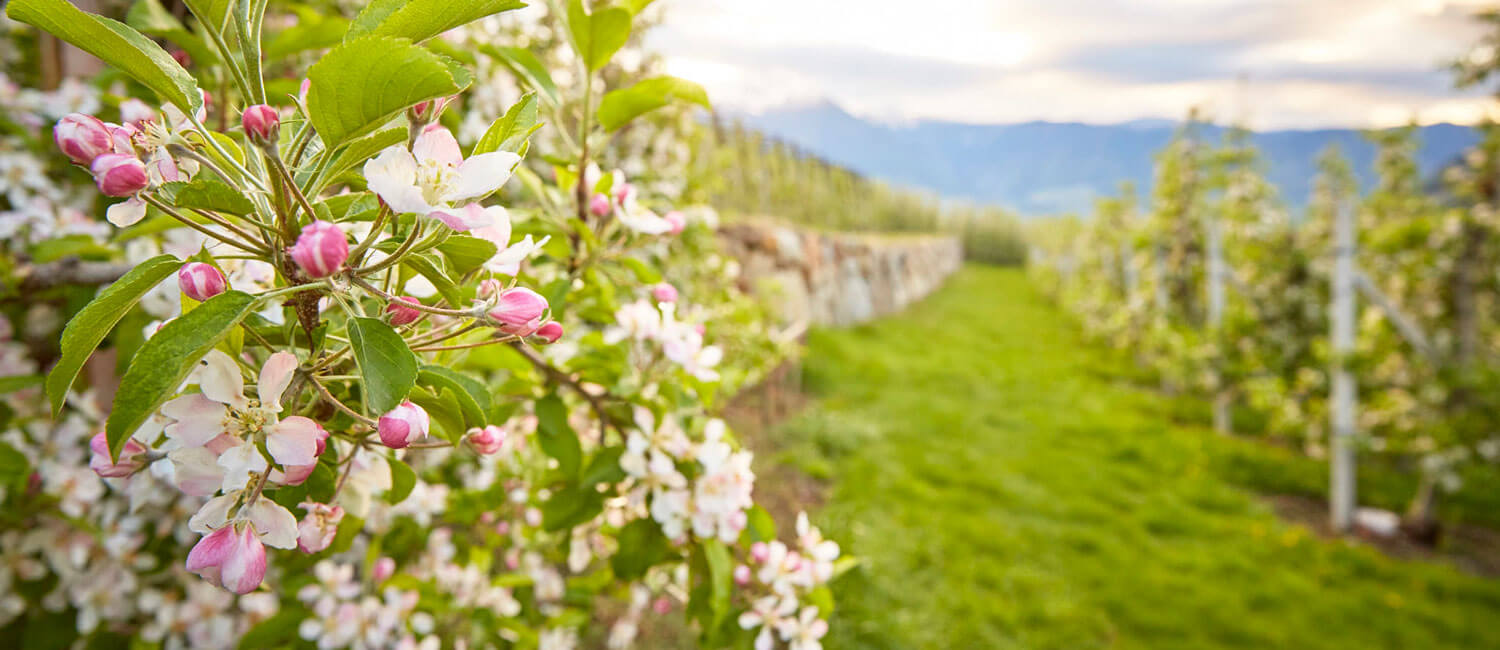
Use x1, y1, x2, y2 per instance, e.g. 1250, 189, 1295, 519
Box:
718, 221, 963, 328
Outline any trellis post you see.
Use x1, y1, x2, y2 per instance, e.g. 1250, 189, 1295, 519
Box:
1329, 200, 1357, 532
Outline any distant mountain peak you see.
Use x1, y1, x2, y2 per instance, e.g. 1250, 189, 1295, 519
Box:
729, 105, 1478, 216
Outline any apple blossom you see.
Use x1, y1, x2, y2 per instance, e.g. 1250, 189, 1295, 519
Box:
532, 320, 564, 344
589, 192, 611, 216
465, 425, 506, 455
379, 401, 430, 449
161, 350, 323, 489
291, 220, 349, 278
363, 124, 519, 229
88, 432, 148, 478
296, 503, 345, 554
487, 287, 548, 336
241, 104, 280, 148
663, 210, 687, 234
186, 524, 267, 595
652, 282, 678, 303
372, 557, 396, 582
90, 153, 148, 197
386, 296, 422, 326
178, 262, 227, 302
54, 113, 112, 165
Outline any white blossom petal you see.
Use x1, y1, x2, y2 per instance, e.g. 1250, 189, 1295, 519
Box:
243, 499, 299, 549
448, 151, 520, 202
257, 351, 298, 411
196, 349, 249, 409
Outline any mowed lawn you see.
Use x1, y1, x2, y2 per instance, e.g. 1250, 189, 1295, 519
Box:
768, 265, 1500, 649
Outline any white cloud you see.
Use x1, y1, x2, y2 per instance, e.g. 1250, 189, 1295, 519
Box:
651, 0, 1496, 128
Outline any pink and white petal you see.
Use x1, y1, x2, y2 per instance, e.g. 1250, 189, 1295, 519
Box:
470, 208, 512, 248
363, 146, 417, 191
412, 125, 463, 166
188, 493, 238, 534
196, 349, 248, 409
217, 441, 268, 493
162, 393, 229, 446
185, 526, 234, 572
267, 416, 321, 467
449, 151, 521, 202
171, 446, 228, 498
244, 499, 300, 550
257, 351, 299, 411
365, 148, 430, 214
220, 526, 267, 594
275, 463, 316, 486
106, 197, 147, 227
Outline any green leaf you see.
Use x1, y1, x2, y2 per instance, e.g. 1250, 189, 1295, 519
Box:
611, 518, 671, 580
105, 290, 257, 460
597, 76, 709, 132
319, 126, 407, 188
619, 256, 661, 284
473, 93, 541, 156
159, 178, 256, 216
417, 366, 487, 428
47, 255, 180, 416
535, 394, 581, 477
387, 457, 416, 504
126, 0, 220, 66
480, 45, 559, 106
409, 386, 464, 441
348, 317, 418, 413
7, 0, 202, 114
744, 505, 776, 543
0, 442, 30, 491
354, 0, 527, 44
436, 235, 498, 276
237, 609, 304, 649
403, 254, 464, 310
581, 446, 626, 485
566, 0, 631, 73
0, 375, 42, 395
265, 7, 349, 59
182, 0, 234, 32
541, 484, 603, 531
307, 36, 461, 148
29, 234, 115, 263
621, 0, 657, 14
703, 539, 733, 629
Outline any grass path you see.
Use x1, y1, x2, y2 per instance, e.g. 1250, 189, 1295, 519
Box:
768, 265, 1500, 649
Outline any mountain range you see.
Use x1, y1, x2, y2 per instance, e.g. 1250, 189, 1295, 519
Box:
728, 101, 1479, 217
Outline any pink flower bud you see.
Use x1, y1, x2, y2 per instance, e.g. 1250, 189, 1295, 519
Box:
733, 564, 752, 586
386, 296, 422, 326
296, 502, 344, 554
186, 524, 266, 595
651, 283, 678, 304
291, 220, 349, 279
171, 49, 192, 67
487, 288, 548, 336
589, 192, 612, 217
652, 596, 673, 615
613, 182, 635, 205
88, 432, 147, 478
242, 104, 280, 147
465, 425, 506, 455
531, 320, 564, 344
750, 541, 770, 564
54, 113, 112, 165
409, 96, 452, 124
178, 262, 227, 302
372, 557, 396, 582
664, 210, 686, 234
378, 401, 429, 449
298, 79, 311, 103
477, 278, 503, 299
90, 153, 148, 197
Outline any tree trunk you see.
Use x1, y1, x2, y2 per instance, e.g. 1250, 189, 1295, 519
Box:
1401, 473, 1442, 546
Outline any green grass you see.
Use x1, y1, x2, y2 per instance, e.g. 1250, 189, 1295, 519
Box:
770, 265, 1500, 649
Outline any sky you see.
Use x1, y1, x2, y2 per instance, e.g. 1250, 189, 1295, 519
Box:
649, 0, 1498, 130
